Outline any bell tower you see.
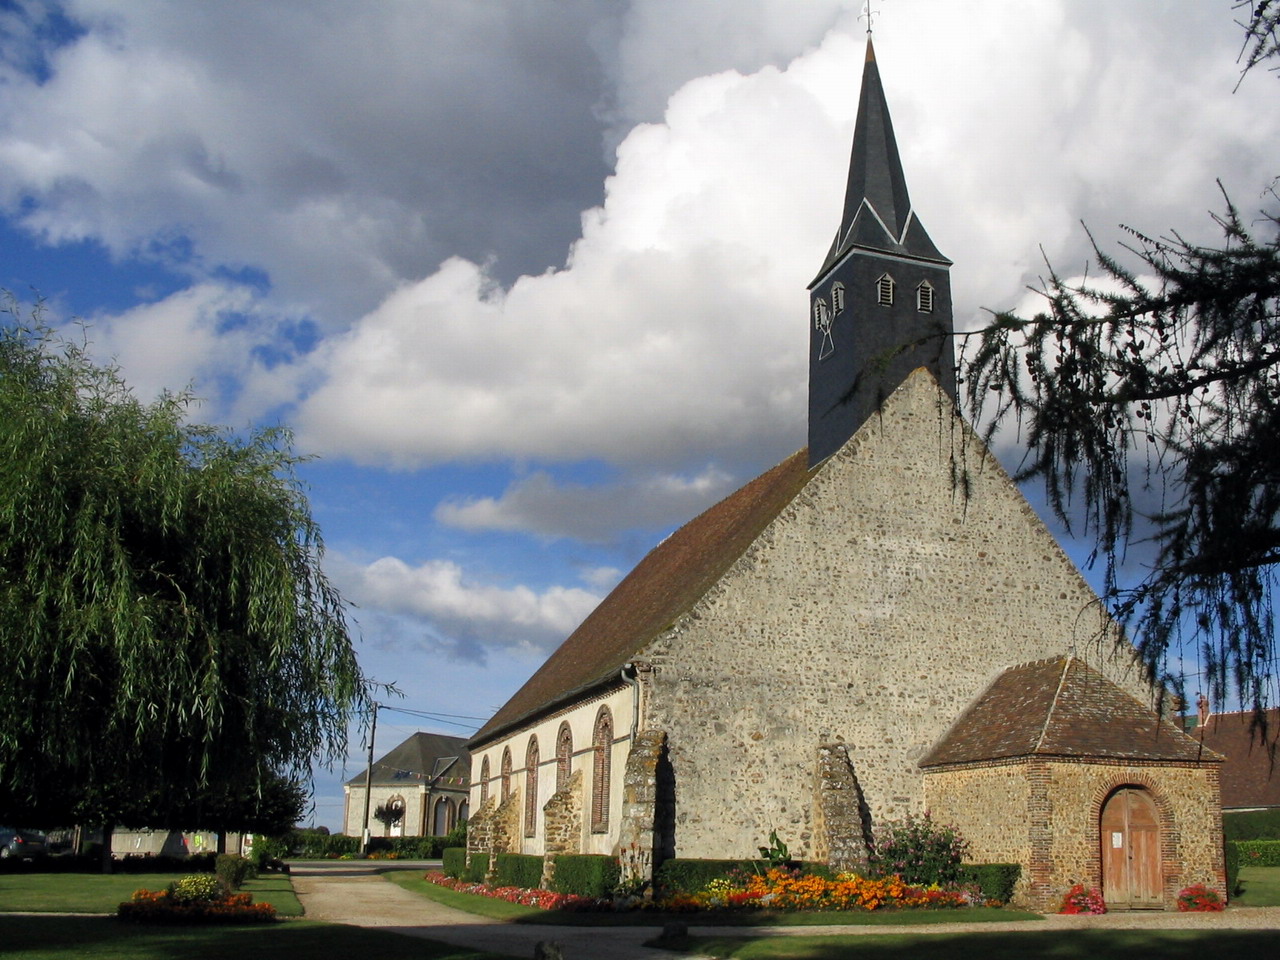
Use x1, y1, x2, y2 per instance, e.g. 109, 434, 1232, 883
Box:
807, 38, 955, 467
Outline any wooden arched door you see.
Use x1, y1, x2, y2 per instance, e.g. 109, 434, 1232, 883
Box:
1100, 787, 1162, 908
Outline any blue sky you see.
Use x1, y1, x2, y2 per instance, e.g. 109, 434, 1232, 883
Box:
1, 0, 1276, 830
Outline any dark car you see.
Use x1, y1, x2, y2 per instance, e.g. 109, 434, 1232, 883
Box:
0, 827, 47, 860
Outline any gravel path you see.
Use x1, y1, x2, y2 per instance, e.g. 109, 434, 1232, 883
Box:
289, 862, 1280, 960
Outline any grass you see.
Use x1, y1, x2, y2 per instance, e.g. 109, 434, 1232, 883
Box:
381, 871, 540, 920
0, 870, 301, 916
656, 929, 1280, 959
1235, 865, 1280, 906
0, 915, 518, 960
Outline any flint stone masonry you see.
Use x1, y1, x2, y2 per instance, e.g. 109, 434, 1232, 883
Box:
617, 730, 673, 883
466, 789, 522, 884
642, 372, 1144, 860
539, 769, 583, 888
924, 758, 1224, 911
812, 743, 872, 872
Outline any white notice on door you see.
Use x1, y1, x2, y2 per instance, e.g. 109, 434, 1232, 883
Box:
1111, 832, 1124, 848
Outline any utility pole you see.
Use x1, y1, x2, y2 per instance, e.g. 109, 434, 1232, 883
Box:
360, 701, 379, 853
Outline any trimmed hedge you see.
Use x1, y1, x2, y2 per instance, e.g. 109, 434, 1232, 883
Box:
550, 854, 620, 897
465, 853, 489, 884
495, 853, 543, 889
442, 847, 467, 878
1223, 808, 1280, 841
1225, 839, 1241, 897
957, 863, 1021, 904
365, 836, 448, 858
655, 859, 768, 895
294, 833, 360, 858
1232, 839, 1280, 867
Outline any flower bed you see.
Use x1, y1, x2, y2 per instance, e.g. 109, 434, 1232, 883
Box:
1176, 883, 1225, 912
116, 878, 277, 924
1059, 884, 1107, 915
426, 867, 978, 914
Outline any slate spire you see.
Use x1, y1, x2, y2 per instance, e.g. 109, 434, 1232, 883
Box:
815, 38, 948, 281
807, 38, 955, 467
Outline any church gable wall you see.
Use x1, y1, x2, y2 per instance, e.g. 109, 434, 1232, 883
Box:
641, 371, 1145, 861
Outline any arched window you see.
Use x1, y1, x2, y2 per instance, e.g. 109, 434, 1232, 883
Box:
591, 707, 613, 833
556, 722, 573, 794
479, 756, 491, 806
459, 799, 469, 823
433, 796, 452, 836
501, 747, 512, 803
524, 736, 540, 838
916, 280, 934, 313
876, 273, 895, 306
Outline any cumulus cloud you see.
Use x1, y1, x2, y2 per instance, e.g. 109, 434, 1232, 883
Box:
329, 552, 602, 661
436, 465, 737, 543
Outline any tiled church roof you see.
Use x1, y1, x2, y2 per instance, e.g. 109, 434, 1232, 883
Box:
919, 657, 1217, 768
1192, 709, 1280, 809
470, 448, 815, 747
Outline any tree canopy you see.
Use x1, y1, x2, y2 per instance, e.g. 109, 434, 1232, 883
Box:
964, 5, 1280, 717
0, 307, 369, 830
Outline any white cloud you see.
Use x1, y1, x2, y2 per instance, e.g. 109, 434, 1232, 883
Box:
329, 552, 602, 658
436, 465, 736, 543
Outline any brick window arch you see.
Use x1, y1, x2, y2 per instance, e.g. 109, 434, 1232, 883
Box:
500, 747, 512, 803
524, 736, 540, 838
591, 706, 613, 833
479, 756, 490, 806
556, 722, 573, 794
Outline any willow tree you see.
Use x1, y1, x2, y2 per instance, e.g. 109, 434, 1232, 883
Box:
0, 310, 368, 841
963, 5, 1280, 717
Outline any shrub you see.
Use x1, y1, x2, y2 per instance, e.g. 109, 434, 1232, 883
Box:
869, 815, 969, 886
293, 832, 360, 858
494, 853, 543, 889
1176, 883, 1225, 911
215, 854, 255, 892
957, 863, 1021, 904
118, 888, 276, 924
654, 859, 762, 896
442, 847, 467, 878
169, 874, 222, 903
1225, 838, 1241, 896
1223, 808, 1280, 840
465, 852, 489, 884
1232, 839, 1280, 867
551, 854, 621, 897
251, 835, 290, 863
442, 819, 467, 850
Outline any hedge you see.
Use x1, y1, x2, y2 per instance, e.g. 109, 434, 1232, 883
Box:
495, 853, 543, 889
1232, 839, 1280, 867
1223, 809, 1280, 841
365, 836, 448, 858
293, 833, 360, 859
957, 863, 1021, 904
550, 854, 620, 897
1225, 839, 1241, 897
465, 853, 489, 884
442, 847, 467, 878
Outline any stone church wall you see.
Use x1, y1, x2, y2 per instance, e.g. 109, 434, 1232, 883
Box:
641, 371, 1147, 862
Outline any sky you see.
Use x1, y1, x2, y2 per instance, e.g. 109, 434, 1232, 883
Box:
1, 0, 1276, 831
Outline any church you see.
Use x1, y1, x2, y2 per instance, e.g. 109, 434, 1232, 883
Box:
465, 39, 1225, 911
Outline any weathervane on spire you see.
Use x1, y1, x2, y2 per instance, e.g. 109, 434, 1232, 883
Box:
861, 0, 877, 36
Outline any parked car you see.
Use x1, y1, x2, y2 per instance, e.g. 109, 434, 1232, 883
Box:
0, 827, 47, 860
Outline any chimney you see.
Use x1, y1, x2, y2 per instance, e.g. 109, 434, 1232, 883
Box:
1196, 693, 1211, 727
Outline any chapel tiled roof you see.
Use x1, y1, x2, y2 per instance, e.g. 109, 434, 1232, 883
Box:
1192, 709, 1280, 809
919, 657, 1218, 768
346, 731, 470, 787
469, 448, 815, 747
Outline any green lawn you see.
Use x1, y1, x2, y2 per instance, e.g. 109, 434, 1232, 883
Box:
0, 915, 517, 960
0, 871, 301, 916
1236, 866, 1280, 906
658, 929, 1280, 960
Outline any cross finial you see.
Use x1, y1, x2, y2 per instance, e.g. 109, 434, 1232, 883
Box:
861, 0, 877, 36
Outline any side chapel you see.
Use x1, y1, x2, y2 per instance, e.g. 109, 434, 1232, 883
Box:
466, 39, 1225, 910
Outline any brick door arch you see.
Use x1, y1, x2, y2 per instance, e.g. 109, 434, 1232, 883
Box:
1100, 786, 1162, 909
